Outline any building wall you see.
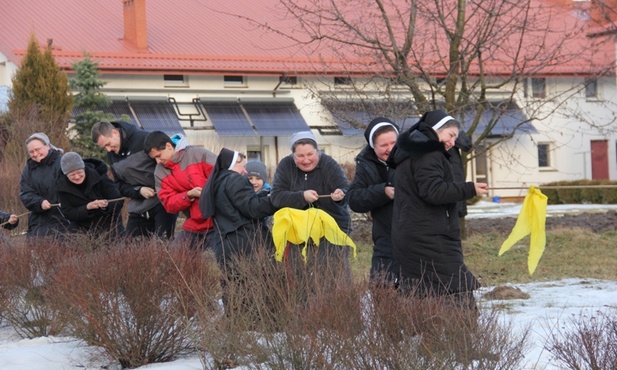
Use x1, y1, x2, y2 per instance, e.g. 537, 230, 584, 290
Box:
0, 64, 605, 198
484, 76, 617, 199
91, 73, 366, 173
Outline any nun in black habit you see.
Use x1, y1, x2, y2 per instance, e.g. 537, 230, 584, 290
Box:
199, 148, 277, 318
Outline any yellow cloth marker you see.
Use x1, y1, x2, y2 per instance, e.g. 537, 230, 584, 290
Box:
498, 186, 548, 275
272, 207, 357, 262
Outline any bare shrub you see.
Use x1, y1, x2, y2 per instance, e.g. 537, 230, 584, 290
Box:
188, 241, 529, 369
46, 237, 220, 369
0, 238, 74, 338
547, 309, 617, 370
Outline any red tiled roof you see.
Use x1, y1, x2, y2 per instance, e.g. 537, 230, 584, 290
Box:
0, 0, 614, 76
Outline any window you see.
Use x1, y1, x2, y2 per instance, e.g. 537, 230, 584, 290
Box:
224, 75, 246, 87
334, 76, 352, 86
279, 76, 298, 87
537, 143, 551, 168
585, 78, 598, 99
163, 74, 188, 87
531, 78, 546, 98
247, 146, 262, 161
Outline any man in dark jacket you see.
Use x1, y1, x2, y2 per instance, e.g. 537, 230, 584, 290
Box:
91, 121, 176, 239
387, 109, 487, 309
56, 152, 125, 239
348, 117, 399, 287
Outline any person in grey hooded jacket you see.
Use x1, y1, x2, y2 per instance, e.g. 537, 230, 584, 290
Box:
91, 121, 176, 239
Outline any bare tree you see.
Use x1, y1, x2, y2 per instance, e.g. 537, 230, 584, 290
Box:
222, 0, 616, 166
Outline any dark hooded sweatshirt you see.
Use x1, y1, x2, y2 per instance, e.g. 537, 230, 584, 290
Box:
105, 121, 160, 215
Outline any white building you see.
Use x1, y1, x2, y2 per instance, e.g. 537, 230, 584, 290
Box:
1, 0, 616, 200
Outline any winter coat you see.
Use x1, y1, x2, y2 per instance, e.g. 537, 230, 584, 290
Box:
56, 158, 125, 237
154, 141, 217, 233
347, 146, 398, 281
388, 122, 479, 294
449, 130, 472, 218
209, 170, 277, 260
271, 153, 351, 234
19, 149, 74, 237
106, 121, 160, 215
0, 210, 18, 231
348, 146, 395, 251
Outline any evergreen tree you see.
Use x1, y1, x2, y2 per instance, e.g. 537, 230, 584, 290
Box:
8, 33, 73, 150
69, 54, 122, 159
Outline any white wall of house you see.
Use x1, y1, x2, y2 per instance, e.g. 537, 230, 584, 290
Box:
0, 54, 17, 112
482, 76, 617, 199
0, 62, 610, 198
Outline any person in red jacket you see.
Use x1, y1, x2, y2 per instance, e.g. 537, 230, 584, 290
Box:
144, 131, 217, 250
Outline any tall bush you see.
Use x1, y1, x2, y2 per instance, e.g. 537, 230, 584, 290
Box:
47, 238, 220, 368
69, 54, 126, 159
8, 33, 72, 153
0, 239, 73, 338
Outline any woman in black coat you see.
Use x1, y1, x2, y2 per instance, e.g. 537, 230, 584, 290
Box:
200, 148, 277, 318
387, 109, 488, 309
348, 117, 399, 287
20, 133, 74, 239
270, 131, 352, 285
56, 152, 125, 240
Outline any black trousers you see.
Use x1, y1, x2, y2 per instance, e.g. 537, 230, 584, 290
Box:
126, 202, 177, 239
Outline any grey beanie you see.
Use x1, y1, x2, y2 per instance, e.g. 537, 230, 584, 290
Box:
289, 130, 317, 151
245, 161, 268, 181
61, 152, 85, 175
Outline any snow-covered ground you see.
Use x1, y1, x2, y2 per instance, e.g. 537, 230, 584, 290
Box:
0, 203, 615, 369
467, 200, 617, 219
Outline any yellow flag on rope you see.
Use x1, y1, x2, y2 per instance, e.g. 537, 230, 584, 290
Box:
271, 207, 357, 262
498, 185, 548, 275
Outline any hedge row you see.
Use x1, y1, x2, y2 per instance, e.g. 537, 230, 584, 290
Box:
540, 180, 617, 205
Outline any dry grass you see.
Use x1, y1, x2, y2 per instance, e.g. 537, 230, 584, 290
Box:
463, 227, 617, 286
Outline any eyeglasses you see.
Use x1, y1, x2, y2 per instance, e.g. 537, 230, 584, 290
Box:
28, 146, 46, 156
67, 169, 85, 178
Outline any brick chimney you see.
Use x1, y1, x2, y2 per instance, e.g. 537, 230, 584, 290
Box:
123, 0, 148, 51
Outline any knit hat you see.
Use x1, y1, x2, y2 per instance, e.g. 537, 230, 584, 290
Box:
61, 152, 85, 175
245, 161, 267, 181
421, 109, 459, 131
364, 117, 399, 148
289, 131, 317, 151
